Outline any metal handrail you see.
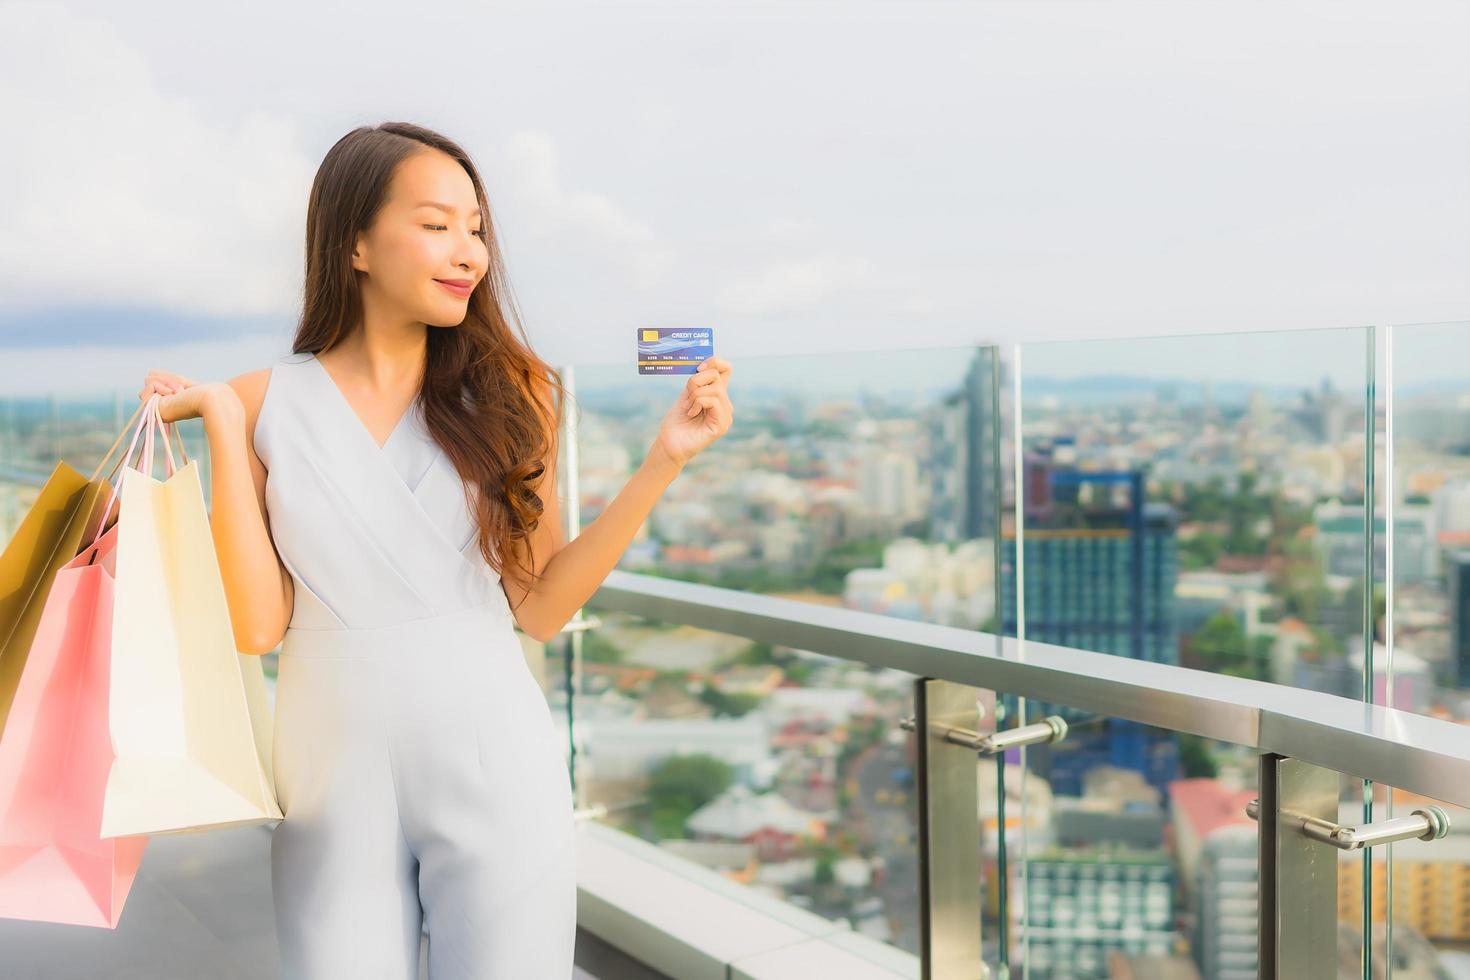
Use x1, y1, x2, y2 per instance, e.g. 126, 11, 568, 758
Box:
589, 569, 1470, 808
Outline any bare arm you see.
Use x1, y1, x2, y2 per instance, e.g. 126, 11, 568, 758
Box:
506, 442, 683, 644
504, 359, 731, 643
203, 373, 294, 654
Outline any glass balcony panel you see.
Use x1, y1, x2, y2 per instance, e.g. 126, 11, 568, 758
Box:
1005, 700, 1254, 980
565, 345, 1010, 966
567, 346, 1000, 632
1385, 318, 1470, 978
572, 603, 925, 964
1384, 319, 1470, 724
1322, 784, 1469, 979
1010, 327, 1377, 977
1010, 326, 1374, 690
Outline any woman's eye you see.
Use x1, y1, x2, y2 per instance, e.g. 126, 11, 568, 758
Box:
424, 224, 486, 240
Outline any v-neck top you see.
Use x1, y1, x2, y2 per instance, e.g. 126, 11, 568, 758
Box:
306, 351, 417, 453
253, 351, 509, 631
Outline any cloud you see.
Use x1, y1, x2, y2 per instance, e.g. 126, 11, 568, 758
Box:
714, 250, 934, 320
0, 0, 1465, 378
497, 131, 674, 292
717, 253, 877, 316
0, 4, 683, 354
0, 1, 314, 336
0, 328, 294, 397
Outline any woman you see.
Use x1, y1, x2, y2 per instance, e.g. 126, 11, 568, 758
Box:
137, 122, 733, 979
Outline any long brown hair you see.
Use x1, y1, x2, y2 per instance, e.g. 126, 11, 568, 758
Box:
293, 121, 571, 610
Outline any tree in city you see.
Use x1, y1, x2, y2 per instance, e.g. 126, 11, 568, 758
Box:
645, 754, 734, 840
1188, 609, 1264, 680
812, 842, 837, 887
1180, 530, 1225, 570
579, 628, 625, 664
730, 640, 776, 667
1178, 733, 1219, 779
1277, 530, 1330, 625
698, 685, 761, 718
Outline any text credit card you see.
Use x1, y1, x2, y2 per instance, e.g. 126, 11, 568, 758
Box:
638, 327, 715, 375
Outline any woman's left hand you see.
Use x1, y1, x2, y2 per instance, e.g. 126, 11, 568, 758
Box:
653, 356, 734, 468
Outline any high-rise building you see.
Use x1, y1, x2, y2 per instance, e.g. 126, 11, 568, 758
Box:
1450, 550, 1470, 691
1012, 848, 1176, 979
1169, 780, 1259, 980
1195, 826, 1258, 980
930, 347, 1003, 544
1000, 453, 1179, 667
858, 450, 921, 521
998, 450, 1183, 793
1311, 498, 1437, 583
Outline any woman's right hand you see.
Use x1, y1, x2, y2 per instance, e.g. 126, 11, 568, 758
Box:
138, 368, 239, 425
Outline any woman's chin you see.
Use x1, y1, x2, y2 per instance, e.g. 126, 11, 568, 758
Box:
423, 303, 470, 328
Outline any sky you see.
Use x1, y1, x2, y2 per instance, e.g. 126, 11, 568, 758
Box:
0, 0, 1466, 395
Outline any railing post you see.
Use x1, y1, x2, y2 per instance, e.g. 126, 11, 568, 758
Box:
1257, 754, 1338, 979
911, 677, 988, 980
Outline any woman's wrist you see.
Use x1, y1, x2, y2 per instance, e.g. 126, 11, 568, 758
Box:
643, 439, 686, 480
200, 384, 245, 433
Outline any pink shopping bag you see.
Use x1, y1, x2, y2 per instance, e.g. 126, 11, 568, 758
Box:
0, 403, 166, 928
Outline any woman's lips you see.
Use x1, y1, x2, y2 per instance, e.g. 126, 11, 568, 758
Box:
434, 279, 472, 298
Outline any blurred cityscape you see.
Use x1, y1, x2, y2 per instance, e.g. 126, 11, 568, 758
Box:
4, 329, 1469, 979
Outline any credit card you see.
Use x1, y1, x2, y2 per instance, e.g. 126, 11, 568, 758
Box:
637, 327, 715, 375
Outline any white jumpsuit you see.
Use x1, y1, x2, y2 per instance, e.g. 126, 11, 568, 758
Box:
253, 351, 576, 979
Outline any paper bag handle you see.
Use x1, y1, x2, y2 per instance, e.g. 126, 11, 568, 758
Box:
86, 394, 192, 553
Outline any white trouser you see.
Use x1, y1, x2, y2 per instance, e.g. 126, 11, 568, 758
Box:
269, 601, 576, 979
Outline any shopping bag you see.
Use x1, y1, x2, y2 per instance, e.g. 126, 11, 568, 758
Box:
100, 394, 282, 838
0, 398, 154, 927
0, 398, 147, 737
0, 520, 147, 927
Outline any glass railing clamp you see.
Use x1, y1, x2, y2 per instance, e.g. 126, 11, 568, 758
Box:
1246, 798, 1450, 849
899, 714, 1067, 755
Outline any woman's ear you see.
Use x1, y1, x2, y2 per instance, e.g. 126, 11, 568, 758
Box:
350, 232, 370, 274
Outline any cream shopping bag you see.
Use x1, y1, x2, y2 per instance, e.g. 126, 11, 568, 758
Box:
99, 394, 282, 838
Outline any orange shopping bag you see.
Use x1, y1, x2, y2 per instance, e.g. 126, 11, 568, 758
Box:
0, 401, 155, 927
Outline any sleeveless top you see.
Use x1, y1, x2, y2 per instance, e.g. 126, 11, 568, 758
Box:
252, 351, 511, 632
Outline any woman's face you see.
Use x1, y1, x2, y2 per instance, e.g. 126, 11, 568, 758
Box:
351, 148, 489, 327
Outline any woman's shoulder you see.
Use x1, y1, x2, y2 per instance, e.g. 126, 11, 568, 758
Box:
227, 353, 310, 462
227, 353, 313, 405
